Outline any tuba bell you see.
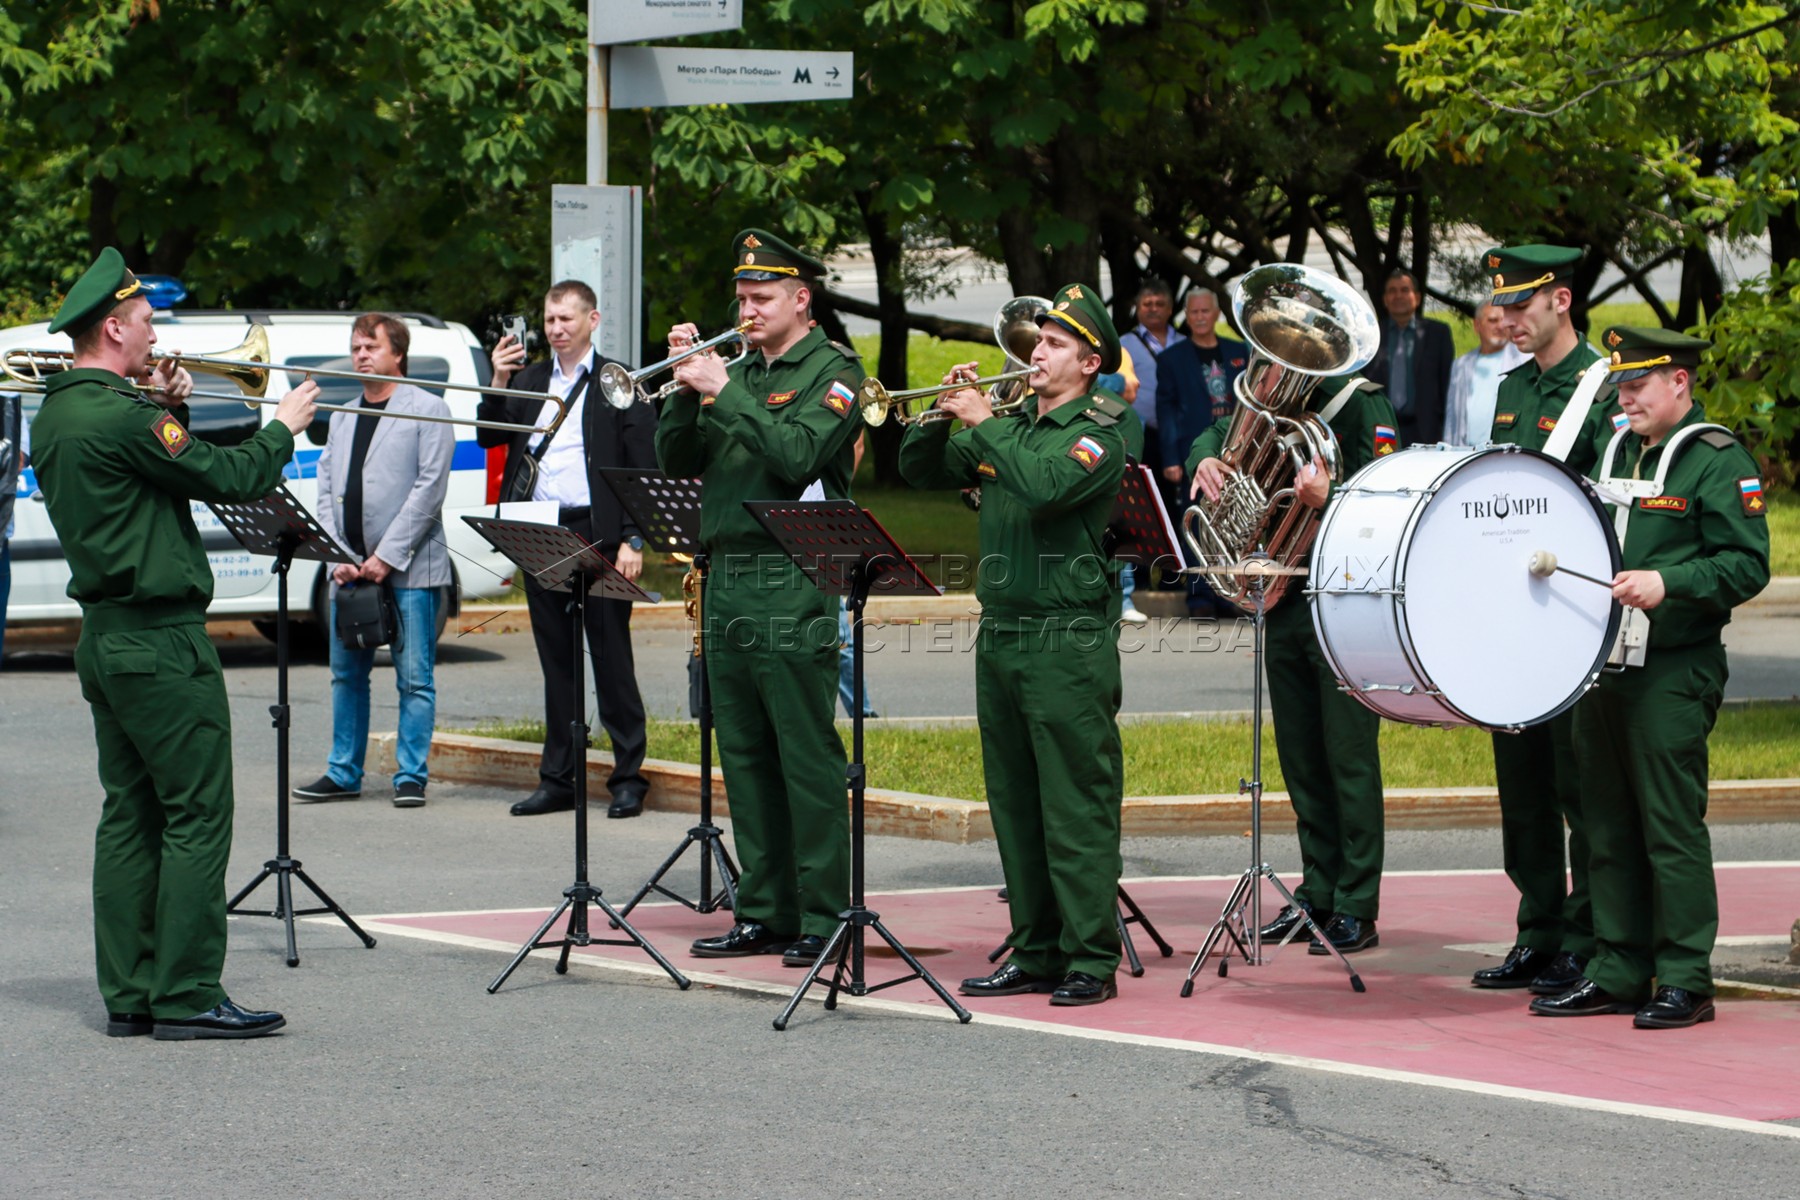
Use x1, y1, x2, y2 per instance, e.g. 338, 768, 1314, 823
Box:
1180, 263, 1380, 611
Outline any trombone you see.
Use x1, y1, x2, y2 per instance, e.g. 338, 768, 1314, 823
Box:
857, 368, 1038, 428
598, 321, 754, 409
1, 327, 571, 436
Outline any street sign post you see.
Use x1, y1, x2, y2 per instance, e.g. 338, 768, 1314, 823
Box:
610, 47, 854, 107
592, 0, 744, 46
552, 184, 642, 367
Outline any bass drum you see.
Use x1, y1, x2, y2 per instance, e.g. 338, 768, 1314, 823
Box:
1309, 445, 1621, 731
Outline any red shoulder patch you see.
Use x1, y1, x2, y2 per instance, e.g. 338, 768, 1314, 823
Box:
1494, 412, 1517, 428
766, 390, 797, 407
1537, 415, 1557, 432
149, 410, 192, 458
1639, 495, 1688, 513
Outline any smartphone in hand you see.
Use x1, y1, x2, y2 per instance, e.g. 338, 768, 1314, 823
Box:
501, 314, 527, 347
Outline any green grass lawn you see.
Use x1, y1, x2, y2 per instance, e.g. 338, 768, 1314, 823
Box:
464, 700, 1800, 802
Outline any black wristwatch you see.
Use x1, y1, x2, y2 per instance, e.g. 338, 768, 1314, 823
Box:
626, 535, 644, 552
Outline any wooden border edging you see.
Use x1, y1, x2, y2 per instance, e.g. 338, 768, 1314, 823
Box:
380, 732, 1800, 847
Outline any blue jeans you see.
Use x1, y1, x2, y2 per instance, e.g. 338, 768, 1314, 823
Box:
1120, 559, 1136, 611
328, 585, 440, 790
0, 539, 10, 664
836, 597, 876, 718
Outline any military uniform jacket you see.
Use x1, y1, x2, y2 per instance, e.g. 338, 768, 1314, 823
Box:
30, 368, 295, 633
654, 326, 865, 557
1596, 405, 1770, 650
898, 390, 1128, 622
1491, 340, 1617, 474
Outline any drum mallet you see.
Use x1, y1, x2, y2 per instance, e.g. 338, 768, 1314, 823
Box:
1527, 551, 1613, 590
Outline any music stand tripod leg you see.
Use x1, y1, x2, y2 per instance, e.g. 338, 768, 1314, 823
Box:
1117, 885, 1174, 958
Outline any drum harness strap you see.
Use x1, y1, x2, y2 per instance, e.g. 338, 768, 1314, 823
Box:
1593, 420, 1733, 667
1539, 359, 1613, 463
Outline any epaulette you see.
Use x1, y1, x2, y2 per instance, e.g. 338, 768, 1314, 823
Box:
1698, 428, 1740, 451
827, 339, 862, 363
1081, 393, 1128, 426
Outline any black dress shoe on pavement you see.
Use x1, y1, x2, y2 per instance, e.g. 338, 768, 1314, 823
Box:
959, 962, 1059, 997
1633, 986, 1716, 1029
152, 998, 286, 1041
1308, 914, 1378, 954
392, 781, 426, 808
510, 788, 574, 817
781, 934, 826, 967
1528, 951, 1588, 996
1471, 944, 1550, 989
606, 793, 645, 819
1527, 977, 1637, 1017
1050, 971, 1118, 1006
690, 921, 794, 958
292, 774, 359, 802
1259, 902, 1323, 943
106, 1012, 153, 1038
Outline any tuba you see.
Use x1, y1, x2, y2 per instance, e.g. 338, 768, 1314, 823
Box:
1180, 263, 1380, 611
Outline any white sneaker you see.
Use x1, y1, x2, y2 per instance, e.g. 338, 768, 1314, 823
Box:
1119, 605, 1150, 626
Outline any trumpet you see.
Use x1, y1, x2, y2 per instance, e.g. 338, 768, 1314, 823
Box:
857, 367, 1038, 427
1, 327, 571, 436
598, 321, 754, 409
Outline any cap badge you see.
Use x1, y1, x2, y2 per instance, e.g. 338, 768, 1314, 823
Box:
1066, 284, 1084, 300
1606, 330, 1623, 347
1487, 254, 1501, 269
743, 234, 763, 249
1492, 274, 1504, 288
744, 253, 756, 265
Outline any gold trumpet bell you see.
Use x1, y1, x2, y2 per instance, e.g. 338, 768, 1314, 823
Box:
171, 325, 272, 400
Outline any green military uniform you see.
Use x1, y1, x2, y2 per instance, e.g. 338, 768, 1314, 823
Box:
654, 230, 864, 940
900, 283, 1130, 982
31, 249, 297, 1020
1481, 244, 1620, 970
1577, 328, 1769, 1005
1188, 375, 1399, 926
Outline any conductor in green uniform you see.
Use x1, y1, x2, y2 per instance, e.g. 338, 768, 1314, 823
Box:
1188, 373, 1400, 955
900, 283, 1131, 1006
659, 230, 866, 967
1530, 327, 1769, 1028
30, 248, 318, 1039
1471, 244, 1622, 996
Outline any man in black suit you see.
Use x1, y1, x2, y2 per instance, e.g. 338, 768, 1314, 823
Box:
479, 280, 656, 818
1365, 269, 1454, 447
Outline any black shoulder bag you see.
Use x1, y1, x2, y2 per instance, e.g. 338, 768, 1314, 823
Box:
335, 580, 400, 650
501, 368, 591, 504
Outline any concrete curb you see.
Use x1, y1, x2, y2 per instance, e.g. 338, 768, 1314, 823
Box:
383, 730, 1800, 846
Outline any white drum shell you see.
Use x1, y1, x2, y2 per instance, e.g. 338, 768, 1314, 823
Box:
1309, 445, 1621, 731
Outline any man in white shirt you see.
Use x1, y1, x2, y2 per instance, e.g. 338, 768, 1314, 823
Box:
480, 281, 658, 818
1443, 302, 1528, 446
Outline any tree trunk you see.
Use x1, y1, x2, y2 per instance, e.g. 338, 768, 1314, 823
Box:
1675, 243, 1725, 328
1769, 202, 1800, 271
856, 189, 911, 485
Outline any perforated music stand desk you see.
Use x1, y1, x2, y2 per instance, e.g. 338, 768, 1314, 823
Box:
744, 499, 969, 1029
596, 470, 739, 918
1111, 462, 1183, 572
212, 486, 376, 966
461, 516, 690, 994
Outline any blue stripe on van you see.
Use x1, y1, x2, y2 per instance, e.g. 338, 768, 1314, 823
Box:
281, 440, 487, 481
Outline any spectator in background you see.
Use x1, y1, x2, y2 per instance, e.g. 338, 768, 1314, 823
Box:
1156, 289, 1247, 618
294, 314, 455, 809
1120, 280, 1179, 593
1443, 301, 1527, 446
0, 389, 24, 666
1366, 269, 1455, 446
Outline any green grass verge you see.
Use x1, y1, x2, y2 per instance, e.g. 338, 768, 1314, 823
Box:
462, 700, 1800, 802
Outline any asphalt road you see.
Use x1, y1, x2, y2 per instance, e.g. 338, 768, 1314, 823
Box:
4, 622, 1800, 1196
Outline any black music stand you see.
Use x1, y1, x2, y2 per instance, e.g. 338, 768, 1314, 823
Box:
745, 500, 970, 1029
1179, 553, 1364, 995
597, 470, 739, 918
985, 886, 1174, 977
463, 517, 691, 994
212, 487, 377, 966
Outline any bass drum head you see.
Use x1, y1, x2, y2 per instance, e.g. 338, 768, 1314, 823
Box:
1399, 449, 1619, 728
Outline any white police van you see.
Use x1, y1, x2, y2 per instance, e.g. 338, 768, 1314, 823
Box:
4, 302, 515, 650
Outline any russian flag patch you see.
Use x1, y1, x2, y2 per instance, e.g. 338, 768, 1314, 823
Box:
1373, 425, 1397, 456
1068, 434, 1106, 471
823, 380, 856, 418
1612, 411, 1630, 431
1741, 476, 1766, 516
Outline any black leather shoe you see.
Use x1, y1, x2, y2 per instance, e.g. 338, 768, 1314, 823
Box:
1049, 971, 1118, 1006
106, 1012, 153, 1038
1528, 951, 1589, 996
1528, 977, 1637, 1017
392, 781, 426, 808
690, 921, 793, 958
959, 962, 1059, 997
781, 934, 826, 967
510, 788, 574, 817
1634, 986, 1716, 1029
1259, 902, 1323, 943
1471, 944, 1550, 989
152, 998, 286, 1040
1308, 914, 1378, 954
607, 793, 645, 819
292, 774, 359, 802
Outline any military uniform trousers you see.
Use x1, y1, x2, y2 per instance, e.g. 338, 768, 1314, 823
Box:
1265, 595, 1385, 920
74, 621, 234, 1018
704, 560, 849, 938
977, 617, 1124, 980
1577, 639, 1727, 1000
1491, 711, 1594, 957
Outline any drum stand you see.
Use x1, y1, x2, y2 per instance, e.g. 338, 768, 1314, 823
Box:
1179, 558, 1364, 995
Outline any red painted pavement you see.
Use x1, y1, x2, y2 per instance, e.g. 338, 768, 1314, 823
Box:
373, 865, 1800, 1126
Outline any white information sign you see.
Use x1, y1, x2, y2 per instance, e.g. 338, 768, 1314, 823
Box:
551, 184, 642, 367
610, 47, 854, 108
593, 0, 743, 47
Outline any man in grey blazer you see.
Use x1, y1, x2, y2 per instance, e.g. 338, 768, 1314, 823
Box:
295, 313, 455, 807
